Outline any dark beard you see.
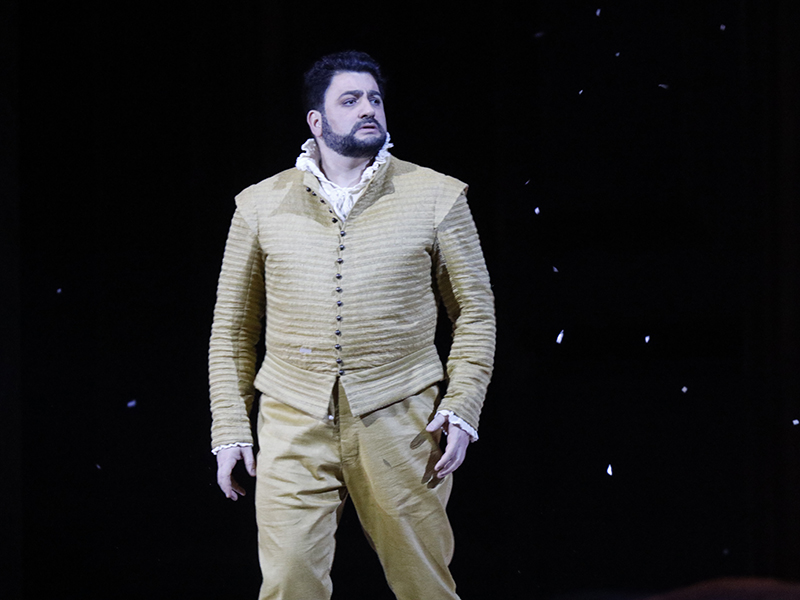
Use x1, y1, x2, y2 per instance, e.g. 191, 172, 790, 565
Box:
321, 115, 387, 159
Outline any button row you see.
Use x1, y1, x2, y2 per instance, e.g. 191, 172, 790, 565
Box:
334, 205, 347, 376
307, 185, 348, 377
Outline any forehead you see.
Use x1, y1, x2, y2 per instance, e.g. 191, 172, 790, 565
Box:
325, 71, 381, 102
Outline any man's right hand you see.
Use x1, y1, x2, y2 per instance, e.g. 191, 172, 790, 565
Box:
216, 446, 256, 501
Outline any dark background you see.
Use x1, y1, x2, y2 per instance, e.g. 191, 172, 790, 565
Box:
3, 1, 799, 599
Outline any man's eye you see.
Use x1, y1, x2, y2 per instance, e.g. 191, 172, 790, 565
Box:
370, 97, 382, 105
343, 98, 356, 106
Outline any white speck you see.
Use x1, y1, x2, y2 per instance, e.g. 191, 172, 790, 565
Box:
127, 399, 137, 408
579, 90, 583, 95
96, 464, 102, 470
682, 386, 688, 393
299, 347, 312, 354
659, 84, 669, 89
534, 207, 540, 214
645, 335, 650, 343
720, 24, 726, 31
56, 288, 62, 294
553, 266, 559, 272
525, 179, 531, 185
328, 415, 334, 421
607, 464, 613, 476
615, 52, 620, 57
556, 330, 564, 344
793, 419, 799, 426
596, 8, 601, 16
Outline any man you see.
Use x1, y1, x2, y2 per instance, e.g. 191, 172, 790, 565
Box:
209, 50, 495, 600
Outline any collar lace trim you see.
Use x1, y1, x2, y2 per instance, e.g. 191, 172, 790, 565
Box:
295, 133, 393, 193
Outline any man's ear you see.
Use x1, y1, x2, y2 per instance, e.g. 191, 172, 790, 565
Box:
307, 110, 323, 137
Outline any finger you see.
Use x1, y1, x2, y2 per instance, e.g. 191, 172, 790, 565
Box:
437, 453, 462, 477
217, 467, 231, 490
231, 477, 246, 498
243, 447, 257, 477
435, 441, 458, 473
436, 431, 468, 477
426, 413, 446, 432
218, 457, 234, 476
219, 478, 234, 499
438, 446, 465, 477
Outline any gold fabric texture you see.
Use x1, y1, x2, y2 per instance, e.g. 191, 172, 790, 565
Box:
209, 156, 496, 450
254, 382, 456, 600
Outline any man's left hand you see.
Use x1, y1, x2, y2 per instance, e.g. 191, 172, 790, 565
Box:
426, 414, 470, 478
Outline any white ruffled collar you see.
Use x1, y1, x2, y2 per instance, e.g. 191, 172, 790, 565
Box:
295, 133, 393, 192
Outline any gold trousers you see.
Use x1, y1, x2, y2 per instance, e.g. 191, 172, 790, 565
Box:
254, 381, 458, 600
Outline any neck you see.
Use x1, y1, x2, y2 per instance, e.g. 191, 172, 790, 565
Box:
316, 139, 375, 188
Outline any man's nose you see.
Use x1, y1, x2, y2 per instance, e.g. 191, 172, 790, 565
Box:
358, 99, 375, 118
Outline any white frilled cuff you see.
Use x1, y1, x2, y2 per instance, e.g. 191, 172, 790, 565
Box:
438, 410, 479, 442
211, 411, 477, 455
211, 441, 254, 456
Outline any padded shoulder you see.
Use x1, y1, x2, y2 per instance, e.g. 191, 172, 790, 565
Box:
233, 168, 301, 233
388, 157, 469, 226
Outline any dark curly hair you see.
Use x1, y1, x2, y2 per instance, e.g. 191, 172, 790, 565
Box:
303, 50, 386, 113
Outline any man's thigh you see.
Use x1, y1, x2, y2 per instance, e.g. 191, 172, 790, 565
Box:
339, 384, 458, 599
254, 394, 345, 572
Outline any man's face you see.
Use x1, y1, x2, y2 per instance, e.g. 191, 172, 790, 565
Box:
315, 71, 387, 159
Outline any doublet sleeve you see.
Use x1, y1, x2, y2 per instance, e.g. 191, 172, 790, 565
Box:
434, 192, 496, 433
208, 205, 266, 450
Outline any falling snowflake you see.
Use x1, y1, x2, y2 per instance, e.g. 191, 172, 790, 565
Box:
596, 8, 601, 16
682, 386, 688, 393
534, 207, 540, 215
607, 464, 613, 476
556, 330, 564, 344
127, 400, 137, 408
645, 336, 650, 343
720, 24, 726, 31
553, 266, 559, 272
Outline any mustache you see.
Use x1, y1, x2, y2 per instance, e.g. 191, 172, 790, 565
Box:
352, 118, 384, 133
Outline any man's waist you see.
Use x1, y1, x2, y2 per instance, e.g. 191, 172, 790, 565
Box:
254, 346, 444, 419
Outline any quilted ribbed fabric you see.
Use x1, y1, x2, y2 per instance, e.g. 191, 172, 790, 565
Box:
209, 156, 495, 450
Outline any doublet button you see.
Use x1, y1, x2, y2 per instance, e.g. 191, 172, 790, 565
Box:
336, 358, 342, 364
335, 273, 342, 279
335, 287, 342, 293
338, 369, 345, 376
340, 231, 346, 237
334, 344, 341, 350
336, 300, 343, 306
334, 330, 341, 336
336, 258, 343, 264
336, 315, 342, 321
339, 245, 345, 250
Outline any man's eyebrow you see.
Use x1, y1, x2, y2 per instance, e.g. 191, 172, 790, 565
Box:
338, 89, 382, 99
